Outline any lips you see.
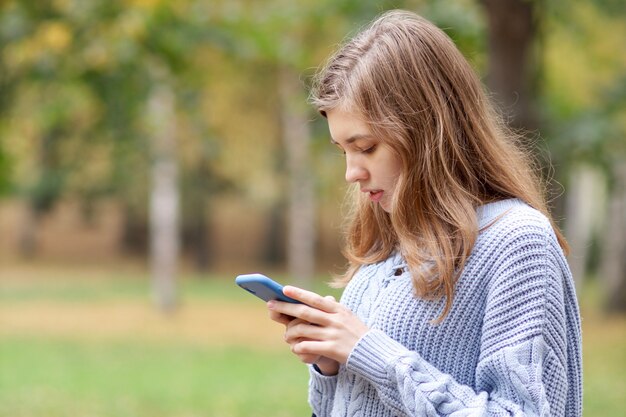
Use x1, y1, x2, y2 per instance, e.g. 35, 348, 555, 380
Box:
366, 190, 384, 202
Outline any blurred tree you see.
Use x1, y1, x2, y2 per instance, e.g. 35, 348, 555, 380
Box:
0, 33, 12, 196
480, 0, 539, 130
602, 161, 626, 312
217, 0, 425, 284
0, 2, 98, 256
2, 0, 624, 311
542, 1, 626, 310
0, 144, 10, 195
0, 0, 230, 311
215, 0, 333, 284
146, 69, 179, 312
477, 0, 626, 313
78, 0, 229, 310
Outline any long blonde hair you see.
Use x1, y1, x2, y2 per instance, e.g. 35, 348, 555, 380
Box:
310, 10, 568, 320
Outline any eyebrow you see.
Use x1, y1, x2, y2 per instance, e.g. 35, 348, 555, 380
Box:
330, 133, 374, 145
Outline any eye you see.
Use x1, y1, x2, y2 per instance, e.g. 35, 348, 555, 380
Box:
361, 145, 377, 154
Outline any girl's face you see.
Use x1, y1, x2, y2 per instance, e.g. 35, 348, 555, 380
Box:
326, 108, 401, 213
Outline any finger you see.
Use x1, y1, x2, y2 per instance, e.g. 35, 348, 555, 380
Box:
284, 321, 328, 344
269, 300, 330, 326
288, 344, 320, 364
283, 286, 339, 313
292, 351, 320, 364
292, 340, 341, 363
286, 318, 308, 330
267, 304, 294, 325
282, 322, 322, 364
269, 311, 291, 326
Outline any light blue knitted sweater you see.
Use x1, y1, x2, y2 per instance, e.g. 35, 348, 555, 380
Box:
309, 199, 582, 417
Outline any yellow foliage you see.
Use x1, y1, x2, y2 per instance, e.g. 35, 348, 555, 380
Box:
82, 40, 111, 71
545, 3, 626, 113
117, 9, 147, 41
52, 0, 71, 13
2, 20, 72, 71
200, 49, 283, 205
38, 21, 72, 52
127, 0, 163, 10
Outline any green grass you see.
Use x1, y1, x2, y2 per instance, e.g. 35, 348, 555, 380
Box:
577, 280, 626, 417
0, 337, 310, 417
0, 271, 332, 417
1, 271, 624, 416
0, 271, 341, 304
583, 333, 626, 417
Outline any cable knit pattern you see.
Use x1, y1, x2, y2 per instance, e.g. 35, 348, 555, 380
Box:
308, 199, 582, 417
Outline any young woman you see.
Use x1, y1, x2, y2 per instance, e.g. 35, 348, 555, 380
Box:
267, 10, 582, 417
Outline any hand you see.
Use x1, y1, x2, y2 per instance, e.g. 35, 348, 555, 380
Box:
268, 297, 340, 375
267, 286, 369, 367
284, 318, 324, 364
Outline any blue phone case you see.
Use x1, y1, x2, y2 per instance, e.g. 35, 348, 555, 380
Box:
235, 273, 301, 304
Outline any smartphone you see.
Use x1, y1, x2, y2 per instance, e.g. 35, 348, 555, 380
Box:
235, 273, 302, 304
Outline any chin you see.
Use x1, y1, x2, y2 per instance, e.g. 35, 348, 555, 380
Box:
380, 202, 392, 213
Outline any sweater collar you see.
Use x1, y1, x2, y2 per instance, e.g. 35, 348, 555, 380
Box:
388, 198, 524, 275
384, 250, 408, 278
476, 198, 524, 229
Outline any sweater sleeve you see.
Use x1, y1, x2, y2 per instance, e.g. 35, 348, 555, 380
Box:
347, 329, 563, 416
308, 364, 338, 417
344, 221, 579, 417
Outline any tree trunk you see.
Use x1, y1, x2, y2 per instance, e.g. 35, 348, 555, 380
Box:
19, 129, 64, 258
263, 199, 286, 266
188, 179, 211, 272
278, 65, 315, 285
600, 161, 626, 312
480, 0, 539, 130
147, 80, 179, 312
18, 201, 38, 258
564, 165, 606, 288
182, 161, 211, 272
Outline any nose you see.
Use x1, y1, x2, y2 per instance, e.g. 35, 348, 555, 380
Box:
345, 156, 368, 183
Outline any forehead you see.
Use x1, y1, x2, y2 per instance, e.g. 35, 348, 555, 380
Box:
326, 108, 372, 144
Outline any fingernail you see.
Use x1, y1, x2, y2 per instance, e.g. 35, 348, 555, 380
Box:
267, 300, 276, 309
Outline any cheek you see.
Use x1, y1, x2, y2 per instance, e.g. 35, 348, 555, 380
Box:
386, 155, 402, 182
374, 145, 403, 183
392, 163, 402, 181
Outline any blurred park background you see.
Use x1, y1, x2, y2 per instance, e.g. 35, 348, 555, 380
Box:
0, 0, 625, 416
